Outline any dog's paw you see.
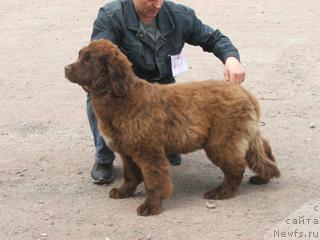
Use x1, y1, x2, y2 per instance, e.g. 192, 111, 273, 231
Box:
204, 187, 235, 200
109, 188, 128, 199
249, 175, 270, 185
137, 202, 161, 216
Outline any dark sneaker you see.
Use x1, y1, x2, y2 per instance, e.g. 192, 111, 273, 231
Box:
167, 154, 182, 166
91, 162, 115, 184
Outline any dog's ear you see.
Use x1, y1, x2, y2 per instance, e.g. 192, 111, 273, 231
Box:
91, 75, 108, 91
108, 62, 131, 97
100, 51, 132, 97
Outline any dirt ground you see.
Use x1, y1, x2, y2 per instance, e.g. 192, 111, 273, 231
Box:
1, 0, 320, 239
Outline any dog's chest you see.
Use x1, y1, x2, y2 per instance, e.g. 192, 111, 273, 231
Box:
97, 119, 125, 153
100, 132, 112, 145
100, 132, 114, 149
98, 123, 115, 150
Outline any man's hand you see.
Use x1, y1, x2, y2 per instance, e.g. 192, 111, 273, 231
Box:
224, 56, 245, 84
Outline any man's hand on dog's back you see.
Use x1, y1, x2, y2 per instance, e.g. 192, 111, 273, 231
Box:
224, 56, 246, 84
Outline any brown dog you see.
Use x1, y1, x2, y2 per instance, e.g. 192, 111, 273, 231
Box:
65, 39, 280, 216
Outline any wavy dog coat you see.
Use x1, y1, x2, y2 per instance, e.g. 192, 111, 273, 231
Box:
65, 39, 280, 216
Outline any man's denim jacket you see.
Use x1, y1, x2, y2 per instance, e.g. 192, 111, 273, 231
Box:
91, 0, 240, 84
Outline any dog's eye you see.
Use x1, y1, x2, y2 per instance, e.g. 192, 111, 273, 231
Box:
83, 53, 91, 63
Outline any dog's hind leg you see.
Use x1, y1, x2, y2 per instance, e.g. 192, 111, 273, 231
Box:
133, 151, 173, 216
204, 138, 247, 200
109, 155, 143, 199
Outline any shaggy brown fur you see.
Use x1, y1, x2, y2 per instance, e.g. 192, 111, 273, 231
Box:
65, 39, 280, 216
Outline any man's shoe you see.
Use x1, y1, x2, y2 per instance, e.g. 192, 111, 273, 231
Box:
91, 162, 115, 184
167, 154, 182, 166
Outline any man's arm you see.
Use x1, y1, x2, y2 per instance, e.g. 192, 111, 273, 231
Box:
91, 7, 118, 43
186, 9, 245, 83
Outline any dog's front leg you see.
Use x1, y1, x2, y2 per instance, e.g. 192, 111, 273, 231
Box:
109, 155, 143, 199
134, 152, 173, 216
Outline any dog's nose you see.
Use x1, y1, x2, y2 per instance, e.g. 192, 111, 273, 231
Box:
64, 65, 71, 73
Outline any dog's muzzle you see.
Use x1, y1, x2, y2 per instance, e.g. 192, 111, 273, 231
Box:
64, 64, 72, 79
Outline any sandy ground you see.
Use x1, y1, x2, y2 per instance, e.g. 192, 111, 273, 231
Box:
1, 0, 320, 239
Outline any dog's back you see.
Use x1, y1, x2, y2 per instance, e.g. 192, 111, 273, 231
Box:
161, 79, 259, 120
149, 80, 260, 155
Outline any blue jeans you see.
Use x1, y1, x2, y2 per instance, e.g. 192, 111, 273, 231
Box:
86, 94, 115, 165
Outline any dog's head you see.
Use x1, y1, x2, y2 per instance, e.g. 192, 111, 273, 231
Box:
65, 39, 133, 96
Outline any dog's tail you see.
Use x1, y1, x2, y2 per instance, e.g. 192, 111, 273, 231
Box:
245, 132, 280, 185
